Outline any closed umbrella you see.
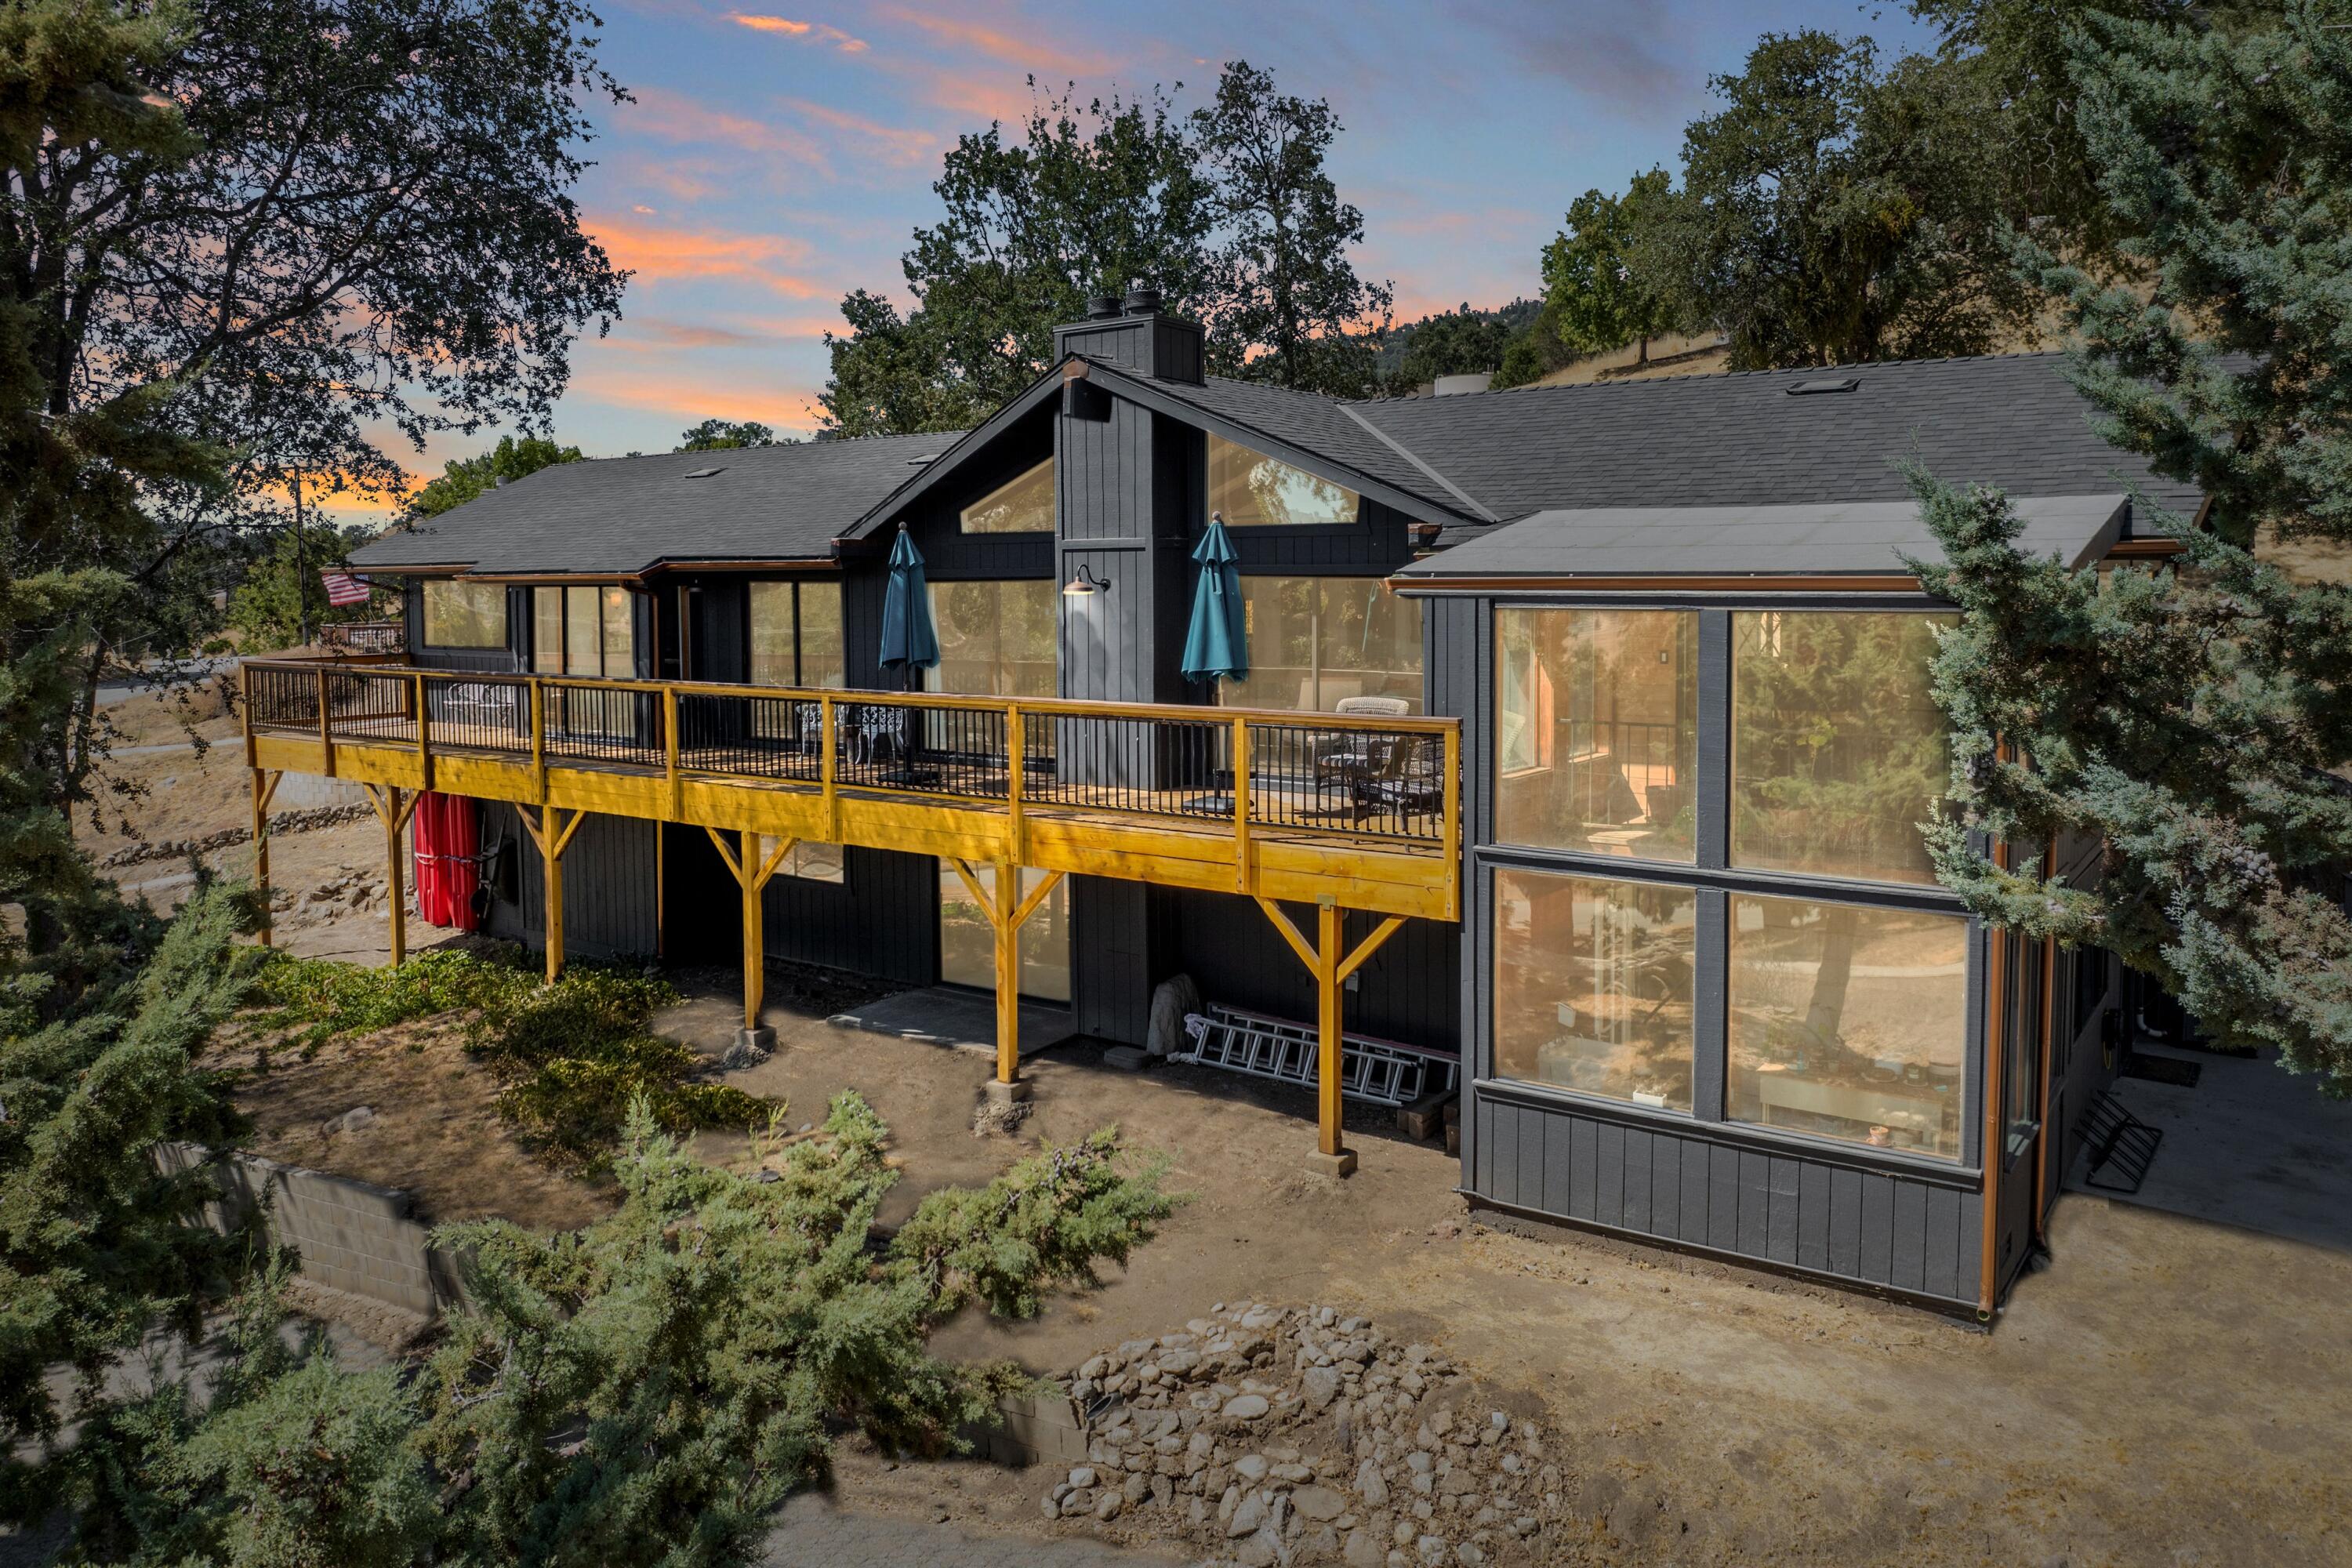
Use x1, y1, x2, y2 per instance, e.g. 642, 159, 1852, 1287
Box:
1181, 511, 1247, 686
879, 524, 939, 685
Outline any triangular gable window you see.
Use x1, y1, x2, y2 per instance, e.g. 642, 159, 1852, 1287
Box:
960, 457, 1055, 534
1208, 434, 1361, 526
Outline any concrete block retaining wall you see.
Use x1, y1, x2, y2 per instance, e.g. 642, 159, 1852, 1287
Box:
157, 1143, 464, 1319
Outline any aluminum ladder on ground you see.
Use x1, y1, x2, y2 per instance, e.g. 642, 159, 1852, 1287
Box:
1177, 1003, 1458, 1109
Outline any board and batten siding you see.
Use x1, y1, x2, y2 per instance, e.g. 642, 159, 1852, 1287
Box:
1472, 1089, 1984, 1304
485, 804, 658, 961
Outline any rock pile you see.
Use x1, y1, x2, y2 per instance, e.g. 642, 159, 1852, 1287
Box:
97, 804, 372, 869
1037, 1303, 1565, 1567
274, 862, 415, 928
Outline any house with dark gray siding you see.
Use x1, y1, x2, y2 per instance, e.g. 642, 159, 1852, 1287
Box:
247, 287, 2196, 1322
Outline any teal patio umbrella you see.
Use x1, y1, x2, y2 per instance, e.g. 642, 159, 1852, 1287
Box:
879, 524, 939, 687
1181, 511, 1247, 686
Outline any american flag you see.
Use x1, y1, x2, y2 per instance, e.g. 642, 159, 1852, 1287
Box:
320, 569, 372, 607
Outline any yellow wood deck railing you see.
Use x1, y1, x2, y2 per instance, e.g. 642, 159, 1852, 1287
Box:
240, 659, 1461, 1175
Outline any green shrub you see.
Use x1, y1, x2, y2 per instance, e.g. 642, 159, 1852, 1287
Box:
248, 946, 540, 1048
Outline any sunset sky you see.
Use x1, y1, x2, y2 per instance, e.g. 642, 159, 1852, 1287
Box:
350, 0, 1937, 515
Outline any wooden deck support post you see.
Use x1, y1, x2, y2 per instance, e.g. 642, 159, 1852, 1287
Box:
1254, 896, 1406, 1176
360, 784, 420, 967
706, 828, 797, 1033
519, 804, 587, 984
950, 859, 1064, 1091
249, 768, 281, 946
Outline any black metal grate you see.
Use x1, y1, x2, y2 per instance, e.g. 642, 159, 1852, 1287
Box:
1243, 720, 1444, 841
423, 675, 532, 751
541, 684, 662, 767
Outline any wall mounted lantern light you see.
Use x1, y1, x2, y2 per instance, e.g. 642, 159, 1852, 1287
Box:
1062, 564, 1112, 597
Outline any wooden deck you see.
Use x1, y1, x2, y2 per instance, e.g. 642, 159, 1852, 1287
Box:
241, 659, 1463, 1173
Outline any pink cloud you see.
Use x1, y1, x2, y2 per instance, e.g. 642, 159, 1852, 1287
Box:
870, 4, 1107, 75
586, 212, 827, 297
626, 84, 827, 167
728, 13, 868, 51
568, 365, 826, 434
782, 99, 938, 168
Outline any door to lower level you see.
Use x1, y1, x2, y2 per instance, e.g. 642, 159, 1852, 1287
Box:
938, 858, 1072, 1003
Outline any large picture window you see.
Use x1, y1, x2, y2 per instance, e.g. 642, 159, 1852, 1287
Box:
1225, 577, 1423, 713
532, 585, 635, 679
1726, 895, 1966, 1160
960, 458, 1055, 534
421, 579, 507, 649
927, 579, 1057, 699
749, 580, 844, 688
1496, 608, 1696, 861
1208, 434, 1361, 528
1494, 868, 1697, 1110
1730, 612, 1953, 885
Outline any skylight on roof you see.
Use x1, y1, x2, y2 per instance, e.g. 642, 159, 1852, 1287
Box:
1785, 377, 1860, 396
683, 466, 726, 479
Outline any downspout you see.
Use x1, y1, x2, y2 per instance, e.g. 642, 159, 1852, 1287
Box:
2032, 841, 2058, 1247
1979, 924, 2005, 1323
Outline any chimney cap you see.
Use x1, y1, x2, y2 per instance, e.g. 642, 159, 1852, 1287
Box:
1086, 292, 1121, 320
1122, 279, 1162, 314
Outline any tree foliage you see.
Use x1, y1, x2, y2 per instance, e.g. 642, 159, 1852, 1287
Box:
676, 419, 791, 451
0, 0, 624, 963
1628, 31, 2036, 369
1911, 2, 2352, 1087
821, 62, 1391, 433
45, 1087, 1172, 1566
0, 884, 260, 1523
1192, 61, 1392, 395
820, 82, 1216, 437
1384, 304, 1511, 391
405, 436, 586, 523
1540, 169, 1679, 365
224, 521, 384, 651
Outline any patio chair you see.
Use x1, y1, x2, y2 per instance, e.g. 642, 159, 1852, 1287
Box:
1349, 731, 1444, 829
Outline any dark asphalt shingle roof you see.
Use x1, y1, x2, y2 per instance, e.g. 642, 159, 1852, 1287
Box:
351, 352, 2205, 577
1351, 353, 2205, 531
1392, 494, 2130, 581
350, 432, 963, 575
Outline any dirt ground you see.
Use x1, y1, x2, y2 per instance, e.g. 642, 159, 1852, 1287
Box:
207, 1009, 614, 1233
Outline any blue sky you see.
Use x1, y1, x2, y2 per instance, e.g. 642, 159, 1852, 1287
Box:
343, 0, 1940, 517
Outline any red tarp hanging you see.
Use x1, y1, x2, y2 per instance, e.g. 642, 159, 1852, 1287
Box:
412, 792, 481, 931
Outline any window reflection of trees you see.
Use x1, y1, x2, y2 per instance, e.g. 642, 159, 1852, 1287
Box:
1726, 895, 1965, 1159
1730, 612, 1954, 885
1494, 869, 1696, 1110
1230, 577, 1423, 713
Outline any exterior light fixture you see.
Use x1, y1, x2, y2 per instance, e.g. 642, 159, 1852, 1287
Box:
1062, 564, 1112, 597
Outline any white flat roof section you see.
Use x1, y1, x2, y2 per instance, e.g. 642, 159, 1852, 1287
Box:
1393, 493, 2132, 582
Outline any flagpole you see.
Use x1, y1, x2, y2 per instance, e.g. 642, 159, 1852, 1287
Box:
292, 470, 313, 648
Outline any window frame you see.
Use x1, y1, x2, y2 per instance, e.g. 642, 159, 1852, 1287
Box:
529, 583, 637, 680
1213, 572, 1427, 714
420, 579, 510, 651
747, 578, 846, 689
1465, 593, 1989, 1179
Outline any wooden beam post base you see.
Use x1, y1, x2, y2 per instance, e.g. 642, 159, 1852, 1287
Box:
249, 768, 281, 947
949, 859, 1063, 1087
1252, 897, 1406, 1175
